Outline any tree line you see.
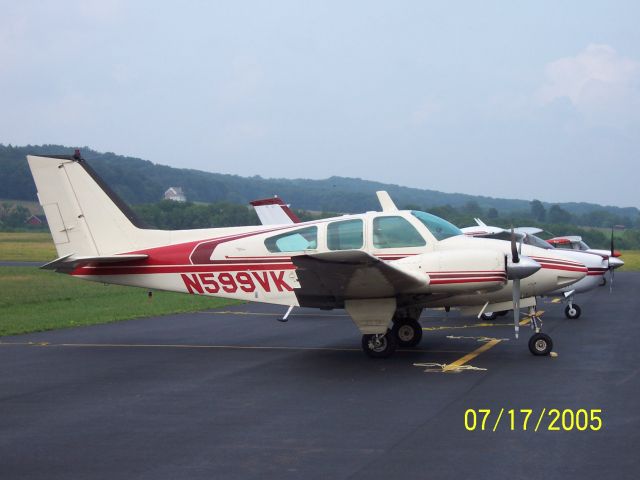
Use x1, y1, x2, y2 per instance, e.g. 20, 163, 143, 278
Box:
2, 144, 638, 228
4, 198, 639, 250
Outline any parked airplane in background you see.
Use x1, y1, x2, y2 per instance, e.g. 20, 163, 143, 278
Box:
461, 219, 612, 319
27, 152, 587, 358
547, 235, 624, 287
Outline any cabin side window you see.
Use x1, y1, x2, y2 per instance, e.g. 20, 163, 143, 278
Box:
327, 219, 364, 250
372, 216, 426, 248
264, 226, 318, 253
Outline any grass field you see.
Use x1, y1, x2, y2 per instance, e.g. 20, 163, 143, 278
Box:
0, 267, 238, 336
619, 250, 640, 271
0, 232, 56, 261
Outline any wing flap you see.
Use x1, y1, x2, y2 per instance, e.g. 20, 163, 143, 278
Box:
291, 250, 425, 308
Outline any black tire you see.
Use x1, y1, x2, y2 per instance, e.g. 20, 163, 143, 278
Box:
496, 310, 509, 317
362, 332, 397, 358
392, 320, 423, 348
528, 333, 553, 356
599, 277, 607, 287
564, 304, 582, 319
480, 312, 498, 321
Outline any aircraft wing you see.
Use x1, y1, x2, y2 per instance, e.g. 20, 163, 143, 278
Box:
514, 227, 543, 235
291, 250, 425, 308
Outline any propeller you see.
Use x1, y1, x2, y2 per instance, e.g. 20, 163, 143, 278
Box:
511, 227, 521, 339
609, 228, 615, 293
504, 228, 541, 339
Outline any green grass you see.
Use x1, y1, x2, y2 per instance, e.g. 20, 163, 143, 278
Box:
0, 267, 239, 336
0, 232, 56, 261
620, 250, 640, 271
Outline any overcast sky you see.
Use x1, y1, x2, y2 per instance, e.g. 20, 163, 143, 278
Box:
1, 1, 639, 207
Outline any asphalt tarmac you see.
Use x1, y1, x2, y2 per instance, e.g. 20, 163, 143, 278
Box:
1, 273, 639, 480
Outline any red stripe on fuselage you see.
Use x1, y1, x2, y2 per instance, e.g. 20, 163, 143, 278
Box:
72, 263, 296, 276
430, 276, 507, 285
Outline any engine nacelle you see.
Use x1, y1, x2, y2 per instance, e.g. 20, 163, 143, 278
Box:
395, 249, 507, 294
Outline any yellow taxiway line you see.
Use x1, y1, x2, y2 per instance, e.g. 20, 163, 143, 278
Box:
442, 338, 502, 372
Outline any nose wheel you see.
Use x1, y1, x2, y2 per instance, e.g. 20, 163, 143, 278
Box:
526, 307, 553, 356
529, 333, 553, 356
564, 304, 581, 319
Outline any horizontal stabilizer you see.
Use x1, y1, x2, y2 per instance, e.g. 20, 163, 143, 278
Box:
41, 254, 148, 272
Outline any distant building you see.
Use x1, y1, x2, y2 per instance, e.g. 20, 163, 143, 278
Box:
25, 214, 47, 226
164, 187, 186, 202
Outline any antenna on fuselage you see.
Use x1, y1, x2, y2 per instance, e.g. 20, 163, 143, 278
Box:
376, 191, 398, 212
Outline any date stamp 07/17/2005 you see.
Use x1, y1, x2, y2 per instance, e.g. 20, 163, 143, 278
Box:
464, 408, 603, 432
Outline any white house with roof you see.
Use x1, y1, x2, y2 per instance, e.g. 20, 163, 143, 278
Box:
163, 187, 186, 202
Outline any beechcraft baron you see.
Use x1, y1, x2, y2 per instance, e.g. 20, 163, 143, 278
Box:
462, 219, 615, 319
546, 234, 624, 287
27, 152, 588, 358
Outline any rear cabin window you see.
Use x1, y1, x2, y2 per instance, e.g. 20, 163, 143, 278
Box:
372, 216, 426, 248
327, 219, 364, 250
264, 226, 318, 253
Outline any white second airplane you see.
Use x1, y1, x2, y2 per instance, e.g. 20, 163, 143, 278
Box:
462, 219, 611, 319
27, 153, 587, 358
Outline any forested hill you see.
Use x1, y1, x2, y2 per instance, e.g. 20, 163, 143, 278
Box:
1, 144, 638, 221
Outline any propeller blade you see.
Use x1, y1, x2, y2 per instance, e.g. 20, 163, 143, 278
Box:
511, 227, 519, 264
513, 278, 520, 339
610, 228, 615, 258
610, 264, 615, 293
609, 228, 615, 293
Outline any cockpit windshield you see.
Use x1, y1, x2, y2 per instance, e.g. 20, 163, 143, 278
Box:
524, 234, 554, 250
411, 211, 462, 241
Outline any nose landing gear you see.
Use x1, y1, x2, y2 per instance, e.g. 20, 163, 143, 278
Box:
526, 306, 553, 356
563, 292, 582, 319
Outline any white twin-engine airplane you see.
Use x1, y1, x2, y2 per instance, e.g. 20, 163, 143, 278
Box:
27, 153, 588, 358
461, 219, 617, 319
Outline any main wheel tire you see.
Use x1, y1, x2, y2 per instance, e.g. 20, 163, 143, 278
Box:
564, 304, 582, 319
362, 332, 397, 358
496, 310, 509, 317
599, 277, 607, 287
480, 312, 498, 321
392, 320, 423, 348
528, 333, 553, 356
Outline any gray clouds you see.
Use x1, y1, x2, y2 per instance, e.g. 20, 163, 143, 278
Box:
1, 1, 639, 207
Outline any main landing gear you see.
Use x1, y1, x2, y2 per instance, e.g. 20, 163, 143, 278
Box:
526, 306, 553, 356
391, 307, 423, 348
361, 308, 424, 358
362, 332, 397, 358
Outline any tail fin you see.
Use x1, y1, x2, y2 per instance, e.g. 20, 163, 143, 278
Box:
27, 153, 145, 257
250, 196, 300, 225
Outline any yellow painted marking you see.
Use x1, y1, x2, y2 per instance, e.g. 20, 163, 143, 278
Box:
551, 298, 561, 304
0, 341, 464, 354
413, 362, 487, 373
442, 338, 502, 373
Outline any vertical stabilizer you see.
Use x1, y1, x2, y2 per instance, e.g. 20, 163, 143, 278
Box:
27, 154, 143, 257
376, 191, 398, 212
